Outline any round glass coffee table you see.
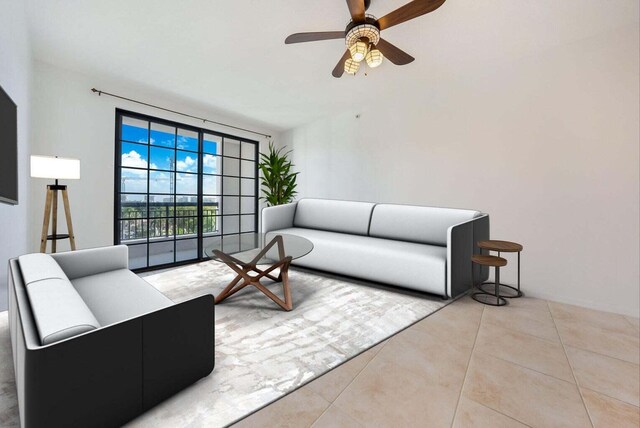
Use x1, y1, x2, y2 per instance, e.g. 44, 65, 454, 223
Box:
204, 233, 313, 311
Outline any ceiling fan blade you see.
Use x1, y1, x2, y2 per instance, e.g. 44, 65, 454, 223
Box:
346, 0, 366, 22
332, 50, 352, 78
376, 39, 415, 65
377, 0, 446, 30
285, 31, 345, 44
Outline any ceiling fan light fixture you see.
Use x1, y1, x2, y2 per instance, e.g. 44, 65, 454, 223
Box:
349, 40, 368, 62
284, 0, 436, 79
344, 58, 360, 75
365, 48, 384, 68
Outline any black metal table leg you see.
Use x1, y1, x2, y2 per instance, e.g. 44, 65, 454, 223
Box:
495, 265, 500, 305
472, 265, 507, 307
479, 250, 523, 298
517, 251, 521, 295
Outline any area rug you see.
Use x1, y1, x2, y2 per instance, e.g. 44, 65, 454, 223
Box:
0, 260, 446, 427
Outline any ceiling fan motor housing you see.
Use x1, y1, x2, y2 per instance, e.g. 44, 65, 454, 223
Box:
345, 16, 380, 48
345, 15, 380, 34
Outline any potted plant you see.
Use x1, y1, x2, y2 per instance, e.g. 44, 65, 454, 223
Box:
258, 142, 299, 206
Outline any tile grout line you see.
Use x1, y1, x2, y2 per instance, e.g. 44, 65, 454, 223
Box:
237, 295, 452, 427
473, 349, 576, 385
549, 314, 640, 361
622, 316, 640, 331
580, 386, 640, 411
552, 340, 640, 366
450, 304, 535, 428
548, 301, 640, 338
479, 303, 640, 415
554, 317, 640, 339
308, 291, 456, 425
310, 339, 389, 427
484, 308, 563, 344
308, 399, 338, 428
485, 319, 560, 344
316, 296, 481, 426
547, 311, 640, 365
547, 300, 595, 428
548, 306, 640, 365
464, 397, 534, 428
449, 304, 484, 427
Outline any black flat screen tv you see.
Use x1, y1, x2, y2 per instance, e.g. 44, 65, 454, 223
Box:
0, 84, 18, 205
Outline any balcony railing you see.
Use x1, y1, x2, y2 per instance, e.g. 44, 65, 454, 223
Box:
120, 201, 219, 242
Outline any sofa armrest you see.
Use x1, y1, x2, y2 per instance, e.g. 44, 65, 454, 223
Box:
472, 214, 490, 285
447, 214, 489, 298
142, 294, 215, 409
50, 245, 129, 280
20, 313, 145, 427
261, 202, 298, 233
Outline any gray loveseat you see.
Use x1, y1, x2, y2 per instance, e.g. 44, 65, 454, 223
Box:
262, 198, 489, 298
7, 245, 214, 428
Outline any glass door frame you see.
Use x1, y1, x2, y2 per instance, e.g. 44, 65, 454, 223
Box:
114, 108, 260, 272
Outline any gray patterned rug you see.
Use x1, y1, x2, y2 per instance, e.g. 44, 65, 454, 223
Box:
0, 260, 445, 427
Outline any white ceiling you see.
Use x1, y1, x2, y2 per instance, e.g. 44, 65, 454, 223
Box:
26, 0, 638, 131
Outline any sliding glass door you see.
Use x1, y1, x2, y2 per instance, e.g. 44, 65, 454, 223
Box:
115, 109, 258, 270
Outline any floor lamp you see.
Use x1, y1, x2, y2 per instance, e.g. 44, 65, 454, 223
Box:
31, 155, 80, 253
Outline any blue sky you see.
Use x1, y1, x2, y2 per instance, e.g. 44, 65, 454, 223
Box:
120, 123, 227, 195
122, 123, 219, 153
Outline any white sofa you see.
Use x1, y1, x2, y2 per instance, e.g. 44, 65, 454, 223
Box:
262, 198, 490, 298
8, 245, 214, 428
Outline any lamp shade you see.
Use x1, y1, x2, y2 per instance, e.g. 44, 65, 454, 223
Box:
365, 49, 384, 68
344, 58, 360, 75
349, 40, 368, 63
30, 155, 81, 180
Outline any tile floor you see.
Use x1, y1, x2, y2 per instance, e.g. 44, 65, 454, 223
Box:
231, 296, 640, 427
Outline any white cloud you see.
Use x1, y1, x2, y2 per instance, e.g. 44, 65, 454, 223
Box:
149, 171, 172, 194
122, 150, 157, 170
121, 150, 158, 193
177, 136, 196, 150
176, 173, 197, 194
177, 155, 197, 172
203, 154, 218, 173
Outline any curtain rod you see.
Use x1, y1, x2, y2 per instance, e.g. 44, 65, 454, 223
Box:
90, 88, 272, 139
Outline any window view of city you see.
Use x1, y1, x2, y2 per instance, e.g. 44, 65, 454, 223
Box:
115, 112, 258, 269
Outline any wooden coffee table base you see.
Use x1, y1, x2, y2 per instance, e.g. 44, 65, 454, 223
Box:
213, 235, 294, 311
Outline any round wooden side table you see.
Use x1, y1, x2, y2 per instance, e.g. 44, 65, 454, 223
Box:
471, 255, 508, 306
477, 240, 523, 298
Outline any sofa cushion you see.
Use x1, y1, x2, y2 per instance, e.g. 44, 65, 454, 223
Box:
18, 253, 68, 285
369, 204, 481, 246
293, 198, 375, 236
71, 269, 173, 326
51, 245, 129, 280
270, 228, 447, 295
25, 277, 100, 345
18, 253, 100, 345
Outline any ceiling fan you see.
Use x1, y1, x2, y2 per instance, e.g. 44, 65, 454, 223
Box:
285, 0, 446, 78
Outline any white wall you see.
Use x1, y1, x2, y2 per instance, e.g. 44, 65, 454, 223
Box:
281, 25, 640, 317
0, 0, 32, 310
30, 61, 277, 254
